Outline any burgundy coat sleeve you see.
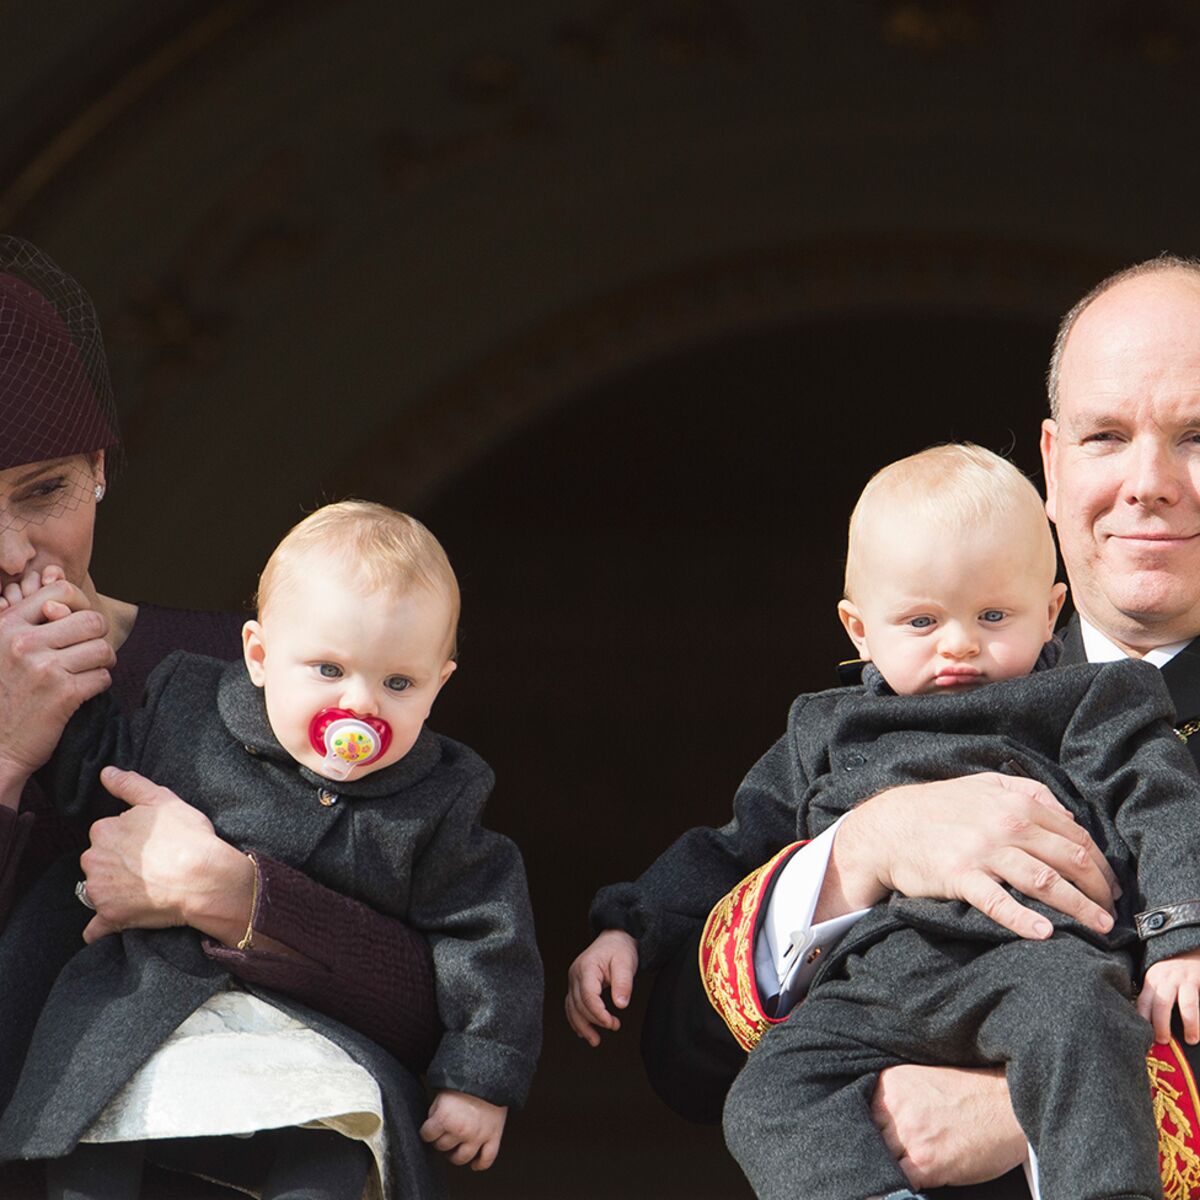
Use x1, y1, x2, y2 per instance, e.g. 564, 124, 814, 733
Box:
202, 854, 440, 1073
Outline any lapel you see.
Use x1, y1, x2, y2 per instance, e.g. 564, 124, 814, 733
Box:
1057, 616, 1087, 666
1060, 614, 1200, 768
1159, 640, 1200, 731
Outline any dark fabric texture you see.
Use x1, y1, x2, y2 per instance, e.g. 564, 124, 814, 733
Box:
724, 930, 1158, 1200
0, 652, 542, 1197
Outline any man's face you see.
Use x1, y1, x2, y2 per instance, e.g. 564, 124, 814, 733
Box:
1041, 270, 1200, 654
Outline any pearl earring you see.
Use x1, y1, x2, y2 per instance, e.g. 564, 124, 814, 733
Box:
94, 484, 105, 501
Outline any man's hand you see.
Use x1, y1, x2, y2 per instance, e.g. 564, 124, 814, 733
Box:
1139, 950, 1200, 1044
420, 1090, 507, 1170
565, 929, 638, 1046
0, 568, 112, 800
80, 766, 255, 945
871, 1064, 1026, 1189
820, 773, 1120, 939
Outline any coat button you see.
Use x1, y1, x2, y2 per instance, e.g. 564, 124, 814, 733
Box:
844, 752, 866, 771
317, 787, 338, 806
1147, 912, 1167, 931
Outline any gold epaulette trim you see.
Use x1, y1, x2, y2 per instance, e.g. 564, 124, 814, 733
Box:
1176, 717, 1200, 744
1151, 1039, 1200, 1199
699, 842, 806, 1052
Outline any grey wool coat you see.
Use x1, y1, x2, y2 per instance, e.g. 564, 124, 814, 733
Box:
0, 652, 543, 1198
593, 642, 1200, 975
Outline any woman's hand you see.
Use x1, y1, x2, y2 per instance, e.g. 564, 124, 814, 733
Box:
871, 1064, 1026, 1189
817, 773, 1119, 938
80, 766, 256, 945
0, 567, 113, 802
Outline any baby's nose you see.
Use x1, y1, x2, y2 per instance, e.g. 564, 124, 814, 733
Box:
339, 680, 377, 716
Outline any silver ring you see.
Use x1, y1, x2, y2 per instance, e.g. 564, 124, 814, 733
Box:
74, 880, 96, 911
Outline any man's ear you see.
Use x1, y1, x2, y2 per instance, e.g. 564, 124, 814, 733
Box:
837, 600, 871, 660
1040, 418, 1059, 524
1047, 582, 1068, 636
242, 620, 267, 687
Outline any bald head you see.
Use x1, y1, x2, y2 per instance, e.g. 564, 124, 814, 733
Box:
1048, 255, 1200, 419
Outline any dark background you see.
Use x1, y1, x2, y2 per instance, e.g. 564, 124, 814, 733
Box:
3, 2, 1200, 1195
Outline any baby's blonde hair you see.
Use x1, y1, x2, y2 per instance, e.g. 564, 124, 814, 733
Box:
844, 444, 1056, 601
257, 500, 460, 656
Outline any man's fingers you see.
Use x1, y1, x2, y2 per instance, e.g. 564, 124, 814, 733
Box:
957, 874, 1052, 940
869, 1087, 902, 1159
99, 767, 167, 807
1019, 785, 1120, 899
988, 846, 1114, 935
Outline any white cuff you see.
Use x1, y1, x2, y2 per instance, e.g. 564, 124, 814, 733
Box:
752, 815, 870, 1015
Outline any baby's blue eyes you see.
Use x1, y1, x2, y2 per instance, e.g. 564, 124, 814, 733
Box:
312, 665, 412, 691
907, 612, 1005, 628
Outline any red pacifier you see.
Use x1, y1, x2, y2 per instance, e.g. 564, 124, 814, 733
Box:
308, 708, 393, 780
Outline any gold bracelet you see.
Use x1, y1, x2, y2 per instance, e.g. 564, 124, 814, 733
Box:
236, 852, 260, 951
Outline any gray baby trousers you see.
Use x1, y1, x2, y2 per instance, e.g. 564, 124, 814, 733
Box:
723, 926, 1159, 1200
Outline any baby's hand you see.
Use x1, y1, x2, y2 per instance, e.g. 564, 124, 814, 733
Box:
0, 565, 69, 617
565, 928, 638, 1047
0, 565, 72, 619
419, 1090, 507, 1171
1139, 949, 1200, 1044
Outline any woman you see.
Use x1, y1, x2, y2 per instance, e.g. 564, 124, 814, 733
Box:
0, 236, 441, 1196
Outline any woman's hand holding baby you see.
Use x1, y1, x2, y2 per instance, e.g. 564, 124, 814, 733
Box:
565, 928, 638, 1045
81, 767, 258, 947
1139, 950, 1200, 1044
420, 1089, 507, 1170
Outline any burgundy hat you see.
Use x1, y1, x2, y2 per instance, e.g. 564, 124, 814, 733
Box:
0, 237, 119, 473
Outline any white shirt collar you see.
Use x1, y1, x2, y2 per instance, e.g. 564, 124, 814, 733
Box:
1078, 616, 1192, 669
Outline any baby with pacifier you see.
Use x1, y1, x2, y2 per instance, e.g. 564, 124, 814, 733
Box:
0, 501, 542, 1200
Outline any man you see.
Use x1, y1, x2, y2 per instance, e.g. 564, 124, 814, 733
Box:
574, 255, 1200, 1198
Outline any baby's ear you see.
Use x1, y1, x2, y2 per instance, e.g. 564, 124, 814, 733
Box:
1046, 582, 1068, 635
242, 620, 268, 686
836, 600, 871, 660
